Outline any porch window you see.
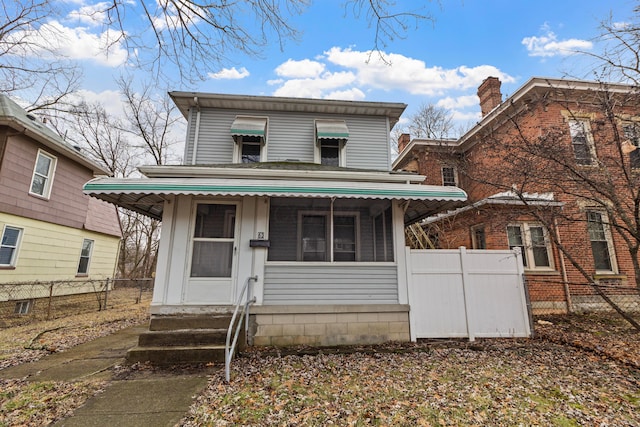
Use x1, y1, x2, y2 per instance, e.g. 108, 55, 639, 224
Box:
190, 203, 236, 277
587, 211, 616, 273
507, 223, 553, 270
268, 198, 393, 262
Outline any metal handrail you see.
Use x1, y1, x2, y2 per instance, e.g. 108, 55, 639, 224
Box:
225, 275, 258, 382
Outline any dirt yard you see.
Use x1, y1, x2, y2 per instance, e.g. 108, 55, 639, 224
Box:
1, 304, 638, 426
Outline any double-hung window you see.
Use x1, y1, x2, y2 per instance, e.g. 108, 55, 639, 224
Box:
622, 122, 640, 169
441, 166, 457, 186
568, 119, 596, 166
586, 211, 617, 273
30, 150, 57, 198
77, 239, 94, 275
1, 225, 22, 267
507, 223, 553, 270
471, 225, 486, 249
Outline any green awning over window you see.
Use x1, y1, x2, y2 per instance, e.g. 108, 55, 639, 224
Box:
316, 120, 349, 140
230, 117, 267, 137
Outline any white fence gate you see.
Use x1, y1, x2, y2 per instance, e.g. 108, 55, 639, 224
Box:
406, 247, 532, 341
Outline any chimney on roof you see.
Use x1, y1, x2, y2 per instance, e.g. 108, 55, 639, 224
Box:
477, 77, 502, 117
397, 133, 411, 153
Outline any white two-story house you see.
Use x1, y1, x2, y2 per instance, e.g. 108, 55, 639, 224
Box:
84, 93, 466, 357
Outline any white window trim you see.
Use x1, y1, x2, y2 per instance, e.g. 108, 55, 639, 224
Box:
77, 238, 94, 275
507, 222, 555, 271
14, 300, 33, 315
0, 225, 23, 267
232, 135, 267, 163
586, 210, 618, 275
441, 166, 458, 186
29, 149, 57, 199
314, 139, 346, 167
568, 118, 598, 166
297, 210, 360, 262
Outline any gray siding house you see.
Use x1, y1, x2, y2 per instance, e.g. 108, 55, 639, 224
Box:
84, 93, 466, 352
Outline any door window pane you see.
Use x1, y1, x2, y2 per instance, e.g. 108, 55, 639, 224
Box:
194, 204, 236, 238
191, 241, 233, 277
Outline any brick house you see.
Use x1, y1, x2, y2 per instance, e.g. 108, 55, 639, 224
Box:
393, 77, 640, 314
0, 94, 121, 316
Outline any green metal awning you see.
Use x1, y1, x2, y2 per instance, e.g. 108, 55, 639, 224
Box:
316, 120, 349, 140
84, 177, 467, 223
230, 116, 267, 137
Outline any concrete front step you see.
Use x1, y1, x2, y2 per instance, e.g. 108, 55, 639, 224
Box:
137, 329, 229, 347
149, 314, 233, 331
126, 345, 227, 365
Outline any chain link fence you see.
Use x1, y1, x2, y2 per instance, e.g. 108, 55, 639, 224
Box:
527, 275, 640, 321
0, 278, 154, 328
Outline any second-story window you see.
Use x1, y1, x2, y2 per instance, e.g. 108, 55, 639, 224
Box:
622, 122, 640, 169
239, 136, 262, 163
568, 119, 596, 166
441, 166, 457, 186
30, 150, 57, 198
316, 120, 348, 167
230, 116, 267, 163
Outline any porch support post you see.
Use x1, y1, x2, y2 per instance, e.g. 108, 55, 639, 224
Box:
393, 200, 409, 305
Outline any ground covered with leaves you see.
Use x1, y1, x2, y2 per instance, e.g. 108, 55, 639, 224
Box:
1, 304, 639, 426
0, 288, 150, 426
184, 314, 640, 426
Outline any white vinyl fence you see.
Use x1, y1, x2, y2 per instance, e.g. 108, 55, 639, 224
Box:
406, 247, 532, 341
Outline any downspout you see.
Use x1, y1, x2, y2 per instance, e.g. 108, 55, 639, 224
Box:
554, 217, 572, 313
190, 96, 201, 165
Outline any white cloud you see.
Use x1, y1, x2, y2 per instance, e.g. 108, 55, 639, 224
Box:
323, 47, 515, 96
450, 110, 481, 122
270, 71, 356, 98
67, 2, 110, 26
208, 67, 250, 80
522, 28, 592, 57
436, 95, 478, 110
6, 20, 127, 67
74, 89, 124, 117
275, 59, 326, 79
267, 47, 515, 100
324, 88, 366, 101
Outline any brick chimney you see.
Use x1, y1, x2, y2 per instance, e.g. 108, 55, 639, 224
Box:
477, 77, 502, 117
398, 133, 411, 153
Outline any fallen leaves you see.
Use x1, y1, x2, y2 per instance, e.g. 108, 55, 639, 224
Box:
183, 314, 640, 426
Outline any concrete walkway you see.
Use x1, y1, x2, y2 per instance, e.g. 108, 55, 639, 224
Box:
0, 325, 215, 427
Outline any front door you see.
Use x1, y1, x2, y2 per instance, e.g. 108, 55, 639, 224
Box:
185, 202, 239, 304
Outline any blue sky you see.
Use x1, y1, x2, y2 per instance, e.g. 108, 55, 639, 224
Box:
15, 0, 639, 133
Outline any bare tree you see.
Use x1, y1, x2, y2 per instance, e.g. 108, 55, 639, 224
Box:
0, 0, 81, 111
407, 103, 455, 139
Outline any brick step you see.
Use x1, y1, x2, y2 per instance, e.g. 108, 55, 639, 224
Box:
137, 329, 231, 347
149, 314, 233, 331
126, 345, 227, 365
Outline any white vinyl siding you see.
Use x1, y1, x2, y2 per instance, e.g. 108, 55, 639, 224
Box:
184, 110, 391, 170
263, 264, 398, 304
